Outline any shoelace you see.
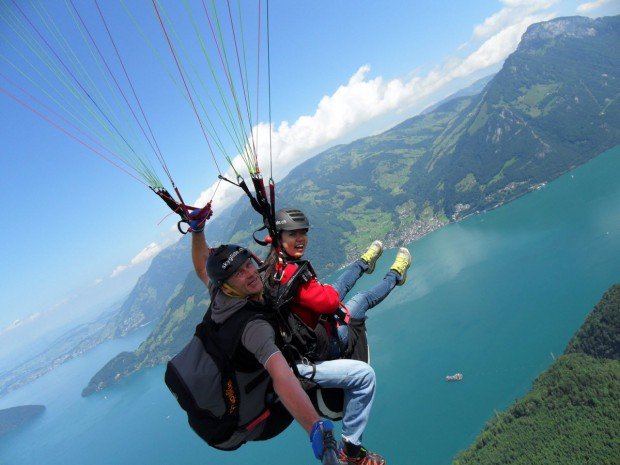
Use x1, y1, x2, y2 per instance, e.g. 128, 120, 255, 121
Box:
341, 446, 386, 465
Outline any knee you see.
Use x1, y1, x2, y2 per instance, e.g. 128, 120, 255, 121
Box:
348, 293, 372, 311
359, 363, 376, 388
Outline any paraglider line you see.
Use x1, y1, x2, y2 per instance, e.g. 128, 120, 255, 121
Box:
226, 0, 257, 166
1, 85, 148, 187
201, 0, 254, 172
0, 70, 122, 167
89, 0, 175, 184
10, 0, 139, 160
151, 0, 222, 177
266, 0, 274, 179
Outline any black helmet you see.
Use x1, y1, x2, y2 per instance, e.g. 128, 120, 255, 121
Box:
206, 244, 252, 286
275, 208, 310, 232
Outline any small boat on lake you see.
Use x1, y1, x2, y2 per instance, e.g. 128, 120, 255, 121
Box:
445, 373, 463, 382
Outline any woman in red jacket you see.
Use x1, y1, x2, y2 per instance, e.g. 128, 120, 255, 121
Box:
266, 208, 412, 358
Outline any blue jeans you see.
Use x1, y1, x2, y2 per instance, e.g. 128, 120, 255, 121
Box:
296, 358, 376, 446
331, 259, 399, 347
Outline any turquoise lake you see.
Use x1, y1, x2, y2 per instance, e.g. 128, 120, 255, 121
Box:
1, 146, 619, 465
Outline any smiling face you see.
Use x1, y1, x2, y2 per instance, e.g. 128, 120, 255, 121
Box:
225, 258, 263, 296
280, 229, 308, 259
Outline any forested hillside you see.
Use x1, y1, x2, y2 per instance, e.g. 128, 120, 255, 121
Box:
565, 284, 620, 359
453, 284, 620, 465
0, 405, 45, 437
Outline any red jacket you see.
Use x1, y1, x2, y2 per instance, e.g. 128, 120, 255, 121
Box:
279, 262, 341, 329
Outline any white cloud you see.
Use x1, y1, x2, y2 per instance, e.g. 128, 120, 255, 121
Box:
130, 242, 162, 265
0, 312, 42, 336
195, 4, 560, 215
195, 67, 419, 212
110, 240, 169, 278
110, 264, 128, 278
94, 278, 103, 286
445, 13, 555, 81
1, 319, 23, 335
50, 299, 69, 310
474, 0, 558, 39
577, 0, 612, 13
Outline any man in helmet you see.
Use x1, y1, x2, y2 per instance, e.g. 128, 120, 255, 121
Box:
189, 217, 343, 464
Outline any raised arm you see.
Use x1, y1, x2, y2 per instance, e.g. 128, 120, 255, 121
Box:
191, 230, 210, 287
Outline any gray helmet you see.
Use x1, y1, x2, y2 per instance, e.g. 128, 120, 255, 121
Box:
206, 244, 252, 286
275, 208, 310, 232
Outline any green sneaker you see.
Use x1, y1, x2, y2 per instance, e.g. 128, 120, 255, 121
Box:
390, 247, 412, 286
360, 240, 384, 274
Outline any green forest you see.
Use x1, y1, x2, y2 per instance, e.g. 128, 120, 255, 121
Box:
453, 284, 620, 465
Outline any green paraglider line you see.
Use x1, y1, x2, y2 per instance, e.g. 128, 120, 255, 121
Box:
151, 0, 222, 180
91, 0, 175, 186
0, 84, 152, 188
10, 0, 141, 169
0, 70, 164, 187
66, 0, 162, 186
2, 1, 162, 188
162, 0, 241, 161
266, 0, 274, 181
3, 1, 278, 227
226, 0, 258, 167
202, 0, 256, 173
0, 8, 114, 159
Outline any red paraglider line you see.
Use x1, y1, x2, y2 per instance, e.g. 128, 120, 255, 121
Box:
1, 85, 148, 187
151, 0, 222, 177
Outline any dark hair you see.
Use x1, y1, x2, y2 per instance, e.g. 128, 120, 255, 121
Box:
261, 246, 280, 288
262, 208, 310, 285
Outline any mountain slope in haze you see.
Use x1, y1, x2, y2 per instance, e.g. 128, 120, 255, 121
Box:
82, 270, 208, 396
421, 74, 495, 115
96, 238, 192, 339
0, 308, 117, 397
453, 284, 620, 465
0, 405, 45, 437
0, 238, 192, 398
82, 15, 620, 395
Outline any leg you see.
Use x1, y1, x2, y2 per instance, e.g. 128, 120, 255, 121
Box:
336, 271, 398, 348
344, 271, 399, 320
296, 358, 376, 446
330, 259, 367, 300
330, 241, 384, 300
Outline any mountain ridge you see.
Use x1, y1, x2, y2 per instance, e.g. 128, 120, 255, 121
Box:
80, 14, 620, 396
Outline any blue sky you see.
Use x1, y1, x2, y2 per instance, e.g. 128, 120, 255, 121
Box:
1, 0, 618, 365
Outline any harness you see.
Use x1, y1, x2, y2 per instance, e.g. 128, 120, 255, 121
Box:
267, 260, 345, 364
165, 300, 293, 450
265, 259, 371, 421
